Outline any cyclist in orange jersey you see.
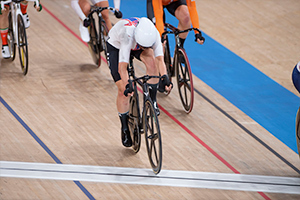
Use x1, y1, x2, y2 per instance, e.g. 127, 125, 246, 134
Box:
147, 0, 204, 47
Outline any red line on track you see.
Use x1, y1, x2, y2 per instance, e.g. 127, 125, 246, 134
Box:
43, 6, 270, 200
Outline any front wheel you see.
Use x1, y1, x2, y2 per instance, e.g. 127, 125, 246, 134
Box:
143, 99, 162, 174
17, 14, 28, 75
175, 48, 194, 113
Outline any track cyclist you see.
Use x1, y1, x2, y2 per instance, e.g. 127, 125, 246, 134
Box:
147, 0, 205, 47
106, 17, 172, 147
71, 0, 120, 42
0, 0, 42, 58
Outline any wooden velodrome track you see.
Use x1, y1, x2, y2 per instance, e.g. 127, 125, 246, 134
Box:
1, 0, 300, 199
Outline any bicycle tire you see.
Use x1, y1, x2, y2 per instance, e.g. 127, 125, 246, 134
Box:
8, 12, 16, 61
163, 35, 173, 95
128, 83, 141, 153
17, 14, 28, 75
175, 47, 194, 113
296, 107, 300, 158
143, 99, 162, 174
99, 19, 109, 62
87, 17, 101, 67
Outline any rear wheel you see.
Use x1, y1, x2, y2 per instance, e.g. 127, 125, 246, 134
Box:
296, 107, 300, 158
163, 36, 172, 95
175, 48, 194, 113
128, 86, 141, 153
99, 19, 109, 62
17, 14, 28, 75
143, 99, 162, 174
8, 12, 16, 61
87, 18, 101, 67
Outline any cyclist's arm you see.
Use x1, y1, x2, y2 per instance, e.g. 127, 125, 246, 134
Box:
151, 0, 164, 37
113, 0, 120, 10
186, 0, 200, 33
187, 0, 204, 44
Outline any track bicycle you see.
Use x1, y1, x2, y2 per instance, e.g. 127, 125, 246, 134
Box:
162, 23, 203, 113
83, 5, 122, 67
124, 56, 162, 174
1, 0, 39, 75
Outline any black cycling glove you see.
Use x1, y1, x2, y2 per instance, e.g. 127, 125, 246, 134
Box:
158, 74, 173, 93
195, 33, 205, 43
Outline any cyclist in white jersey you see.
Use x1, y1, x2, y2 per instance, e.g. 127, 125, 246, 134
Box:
71, 0, 120, 42
107, 17, 172, 147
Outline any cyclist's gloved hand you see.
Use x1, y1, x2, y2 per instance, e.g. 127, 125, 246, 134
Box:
83, 18, 91, 27
195, 33, 205, 44
124, 82, 134, 97
34, 0, 42, 12
114, 10, 122, 18
158, 74, 173, 93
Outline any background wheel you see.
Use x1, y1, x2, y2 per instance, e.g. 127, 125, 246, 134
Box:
163, 36, 172, 95
17, 14, 28, 75
296, 107, 300, 158
8, 12, 16, 61
143, 99, 162, 174
175, 48, 194, 113
100, 20, 109, 62
87, 18, 101, 67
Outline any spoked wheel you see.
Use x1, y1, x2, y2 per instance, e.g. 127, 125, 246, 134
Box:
296, 107, 300, 158
87, 18, 101, 67
143, 99, 162, 174
163, 35, 173, 96
128, 90, 141, 153
175, 48, 194, 113
17, 14, 28, 75
99, 20, 109, 62
7, 12, 16, 61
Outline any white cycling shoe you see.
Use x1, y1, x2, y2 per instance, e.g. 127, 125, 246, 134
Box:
22, 13, 30, 29
79, 22, 90, 42
2, 45, 11, 59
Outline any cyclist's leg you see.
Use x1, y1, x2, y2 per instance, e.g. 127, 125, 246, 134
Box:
137, 48, 161, 115
107, 42, 132, 147
0, 7, 10, 58
166, 0, 191, 46
73, 0, 90, 42
71, 0, 87, 21
93, 0, 112, 31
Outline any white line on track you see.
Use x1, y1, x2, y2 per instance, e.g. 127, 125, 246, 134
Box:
1, 161, 300, 194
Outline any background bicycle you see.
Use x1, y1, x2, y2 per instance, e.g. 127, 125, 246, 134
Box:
162, 23, 204, 113
1, 0, 40, 75
83, 5, 122, 67
125, 56, 163, 175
